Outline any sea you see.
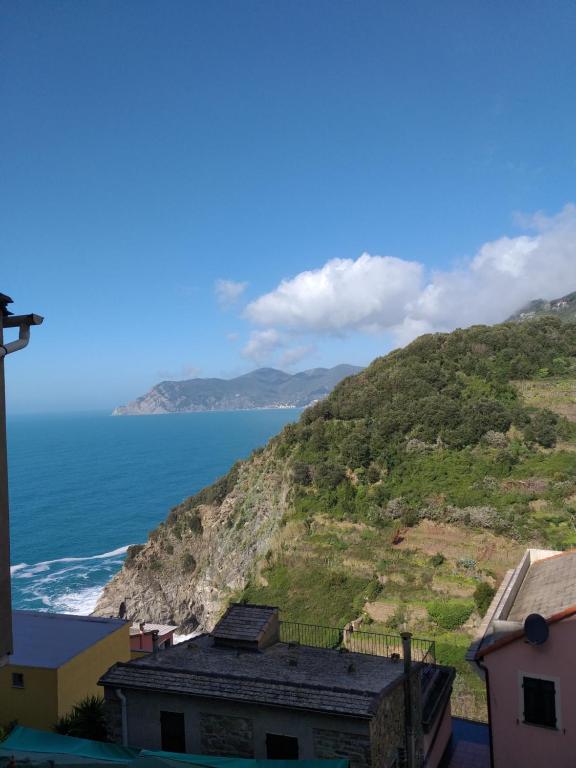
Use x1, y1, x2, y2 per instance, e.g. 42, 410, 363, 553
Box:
7, 409, 299, 616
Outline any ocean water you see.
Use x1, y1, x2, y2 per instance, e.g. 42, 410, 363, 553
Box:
7, 409, 299, 615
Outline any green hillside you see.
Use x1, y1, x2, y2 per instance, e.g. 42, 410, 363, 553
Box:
103, 317, 576, 721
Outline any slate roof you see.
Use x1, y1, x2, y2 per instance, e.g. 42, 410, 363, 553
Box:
100, 633, 406, 718
211, 604, 276, 645
507, 550, 576, 622
11, 611, 126, 669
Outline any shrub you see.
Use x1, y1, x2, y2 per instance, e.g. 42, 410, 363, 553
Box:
474, 582, 496, 616
427, 599, 475, 630
401, 508, 420, 527
54, 696, 107, 741
387, 603, 407, 631
525, 410, 559, 448
483, 430, 508, 448
182, 553, 197, 573
430, 553, 445, 567
364, 578, 384, 602
292, 461, 312, 485
188, 514, 203, 534
124, 544, 144, 568
149, 556, 161, 572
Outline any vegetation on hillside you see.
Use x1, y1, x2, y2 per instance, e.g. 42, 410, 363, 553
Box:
155, 317, 576, 720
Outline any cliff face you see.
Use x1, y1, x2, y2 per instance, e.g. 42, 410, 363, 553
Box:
94, 444, 292, 629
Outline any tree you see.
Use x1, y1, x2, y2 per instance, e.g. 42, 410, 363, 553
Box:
525, 410, 559, 448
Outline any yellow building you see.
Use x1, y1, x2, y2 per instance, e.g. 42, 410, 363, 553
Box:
0, 611, 130, 730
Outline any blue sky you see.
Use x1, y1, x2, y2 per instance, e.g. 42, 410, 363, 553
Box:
2, 0, 576, 412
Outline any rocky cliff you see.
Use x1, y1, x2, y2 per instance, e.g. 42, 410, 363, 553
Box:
94, 443, 293, 629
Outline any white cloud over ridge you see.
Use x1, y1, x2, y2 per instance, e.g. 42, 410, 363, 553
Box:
245, 204, 576, 347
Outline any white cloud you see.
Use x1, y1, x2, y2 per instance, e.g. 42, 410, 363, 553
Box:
242, 330, 284, 363
245, 204, 576, 347
215, 279, 248, 307
246, 254, 422, 333
241, 330, 315, 369
279, 345, 316, 368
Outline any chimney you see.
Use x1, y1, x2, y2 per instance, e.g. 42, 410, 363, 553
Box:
211, 604, 280, 651
401, 632, 415, 768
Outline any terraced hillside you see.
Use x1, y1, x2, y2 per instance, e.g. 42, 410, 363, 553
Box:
96, 317, 576, 721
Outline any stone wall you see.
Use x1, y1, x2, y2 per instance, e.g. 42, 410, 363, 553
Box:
200, 713, 254, 757
369, 669, 424, 768
312, 728, 372, 768
103, 688, 123, 744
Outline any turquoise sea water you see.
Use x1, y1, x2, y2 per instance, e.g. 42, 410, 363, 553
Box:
7, 409, 299, 614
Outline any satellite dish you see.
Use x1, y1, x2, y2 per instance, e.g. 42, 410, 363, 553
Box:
524, 613, 549, 645
118, 601, 127, 620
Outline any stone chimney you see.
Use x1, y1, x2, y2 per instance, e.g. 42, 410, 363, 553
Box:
211, 604, 280, 651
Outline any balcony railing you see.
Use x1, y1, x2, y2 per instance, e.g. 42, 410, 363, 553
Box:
279, 620, 435, 665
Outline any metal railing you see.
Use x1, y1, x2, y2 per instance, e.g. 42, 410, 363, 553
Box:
280, 620, 435, 664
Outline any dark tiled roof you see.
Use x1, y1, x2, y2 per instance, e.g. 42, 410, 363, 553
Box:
211, 604, 277, 644
100, 634, 406, 718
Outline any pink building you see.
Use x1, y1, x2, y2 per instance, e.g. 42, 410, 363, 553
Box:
129, 622, 177, 656
468, 548, 576, 768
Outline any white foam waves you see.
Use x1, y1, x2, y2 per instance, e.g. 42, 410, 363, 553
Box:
11, 545, 129, 615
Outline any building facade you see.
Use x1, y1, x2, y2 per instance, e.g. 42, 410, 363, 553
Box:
468, 548, 576, 768
101, 604, 454, 768
0, 611, 130, 730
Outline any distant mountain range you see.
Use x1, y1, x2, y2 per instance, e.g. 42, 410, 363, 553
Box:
508, 290, 576, 323
113, 365, 363, 415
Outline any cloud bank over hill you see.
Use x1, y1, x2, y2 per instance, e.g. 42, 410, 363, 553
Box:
242, 204, 576, 357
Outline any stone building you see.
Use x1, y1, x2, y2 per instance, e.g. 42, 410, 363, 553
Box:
100, 604, 454, 768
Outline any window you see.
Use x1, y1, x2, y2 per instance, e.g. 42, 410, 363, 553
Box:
160, 711, 186, 752
11, 672, 24, 688
266, 734, 299, 759
522, 676, 557, 729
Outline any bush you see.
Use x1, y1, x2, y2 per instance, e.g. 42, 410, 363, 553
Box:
292, 461, 312, 485
188, 514, 203, 534
525, 410, 559, 448
124, 544, 144, 568
54, 696, 107, 741
401, 508, 420, 527
182, 553, 197, 573
474, 582, 496, 616
387, 603, 407, 631
364, 578, 384, 602
430, 553, 445, 567
427, 599, 475, 630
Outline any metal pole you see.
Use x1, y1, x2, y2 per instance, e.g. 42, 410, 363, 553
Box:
0, 296, 43, 667
401, 631, 415, 768
0, 310, 12, 666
